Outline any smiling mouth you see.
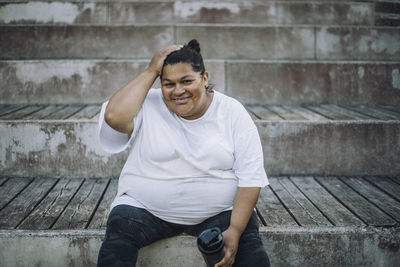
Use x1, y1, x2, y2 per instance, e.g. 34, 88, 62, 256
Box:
172, 96, 191, 104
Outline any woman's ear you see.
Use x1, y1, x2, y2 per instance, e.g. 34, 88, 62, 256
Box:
203, 71, 209, 88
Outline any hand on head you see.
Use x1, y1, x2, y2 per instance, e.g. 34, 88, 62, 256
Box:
148, 45, 183, 76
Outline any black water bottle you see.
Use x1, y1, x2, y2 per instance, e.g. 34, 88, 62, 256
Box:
197, 227, 225, 267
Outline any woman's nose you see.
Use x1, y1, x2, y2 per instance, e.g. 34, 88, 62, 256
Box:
174, 84, 185, 94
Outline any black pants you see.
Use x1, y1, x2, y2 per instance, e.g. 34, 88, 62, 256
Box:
97, 205, 270, 267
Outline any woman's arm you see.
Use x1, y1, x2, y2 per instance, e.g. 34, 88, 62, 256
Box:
105, 45, 182, 136
215, 187, 261, 267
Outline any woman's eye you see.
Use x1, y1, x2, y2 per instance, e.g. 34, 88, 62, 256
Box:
183, 80, 192, 84
164, 83, 174, 87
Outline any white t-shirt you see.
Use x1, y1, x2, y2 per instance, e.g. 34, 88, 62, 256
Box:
98, 89, 268, 225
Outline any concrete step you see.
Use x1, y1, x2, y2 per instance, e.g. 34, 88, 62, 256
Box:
0, 176, 399, 266
1, 59, 399, 105
0, 103, 399, 177
0, 1, 375, 26
1, 25, 399, 60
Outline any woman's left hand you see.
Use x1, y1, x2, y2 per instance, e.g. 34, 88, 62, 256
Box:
215, 226, 241, 267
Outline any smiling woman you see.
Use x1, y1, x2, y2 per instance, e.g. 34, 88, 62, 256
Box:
97, 40, 270, 267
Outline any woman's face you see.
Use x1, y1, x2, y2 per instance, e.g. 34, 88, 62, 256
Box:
161, 63, 210, 120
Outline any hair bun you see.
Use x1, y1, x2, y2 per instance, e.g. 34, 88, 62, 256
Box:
187, 39, 201, 53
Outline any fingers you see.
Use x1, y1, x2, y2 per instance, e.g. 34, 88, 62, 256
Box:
148, 44, 183, 75
215, 249, 235, 267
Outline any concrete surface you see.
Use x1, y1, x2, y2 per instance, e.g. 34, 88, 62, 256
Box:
226, 61, 400, 105
1, 120, 399, 178
0, 60, 225, 104
0, 226, 398, 267
3, 60, 399, 105
1, 25, 399, 60
0, 1, 374, 26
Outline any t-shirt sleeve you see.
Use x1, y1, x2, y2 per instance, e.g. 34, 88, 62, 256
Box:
98, 100, 143, 154
232, 104, 269, 187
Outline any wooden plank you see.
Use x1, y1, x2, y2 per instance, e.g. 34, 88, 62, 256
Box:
23, 105, 65, 120
0, 104, 26, 116
88, 179, 118, 229
372, 106, 400, 119
0, 105, 11, 114
285, 105, 329, 121
45, 105, 84, 120
324, 104, 374, 120
290, 176, 364, 226
246, 105, 282, 121
306, 105, 353, 120
364, 176, 400, 202
315, 177, 396, 226
0, 178, 57, 229
0, 105, 44, 120
91, 112, 100, 121
0, 177, 8, 186
378, 104, 400, 114
52, 178, 109, 230
256, 181, 298, 226
276, 177, 332, 226
68, 105, 101, 120
268, 105, 306, 120
276, 105, 307, 120
346, 105, 394, 120
245, 107, 259, 120
0, 177, 33, 210
18, 179, 83, 230
340, 177, 400, 223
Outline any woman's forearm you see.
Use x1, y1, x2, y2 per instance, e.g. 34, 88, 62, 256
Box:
105, 68, 158, 134
230, 187, 261, 235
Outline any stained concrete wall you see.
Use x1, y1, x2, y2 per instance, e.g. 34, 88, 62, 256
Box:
0, 227, 399, 267
1, 25, 399, 60
1, 60, 399, 105
0, 1, 374, 25
0, 60, 225, 104
1, 120, 399, 178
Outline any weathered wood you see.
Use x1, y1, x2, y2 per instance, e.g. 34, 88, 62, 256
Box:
245, 107, 259, 120
340, 177, 400, 222
0, 105, 44, 120
275, 177, 332, 226
0, 177, 32, 210
0, 178, 57, 229
52, 178, 109, 230
324, 104, 374, 120
18, 179, 83, 230
290, 176, 364, 226
364, 176, 400, 202
46, 105, 84, 120
268, 105, 306, 120
285, 105, 328, 121
0, 104, 26, 116
88, 179, 118, 229
0, 105, 11, 114
23, 105, 65, 120
256, 182, 298, 226
315, 176, 396, 226
378, 105, 400, 114
346, 105, 394, 120
0, 177, 8, 186
372, 106, 400, 119
246, 105, 282, 121
306, 105, 353, 120
388, 176, 400, 185
68, 105, 101, 120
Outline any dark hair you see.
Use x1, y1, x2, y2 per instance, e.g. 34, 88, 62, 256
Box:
162, 39, 206, 77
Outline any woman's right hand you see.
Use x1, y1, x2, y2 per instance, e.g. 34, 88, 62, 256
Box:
148, 44, 183, 76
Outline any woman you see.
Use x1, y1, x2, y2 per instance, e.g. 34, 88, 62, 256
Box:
97, 40, 270, 267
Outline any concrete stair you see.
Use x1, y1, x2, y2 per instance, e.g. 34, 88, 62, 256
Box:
0, 0, 399, 266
